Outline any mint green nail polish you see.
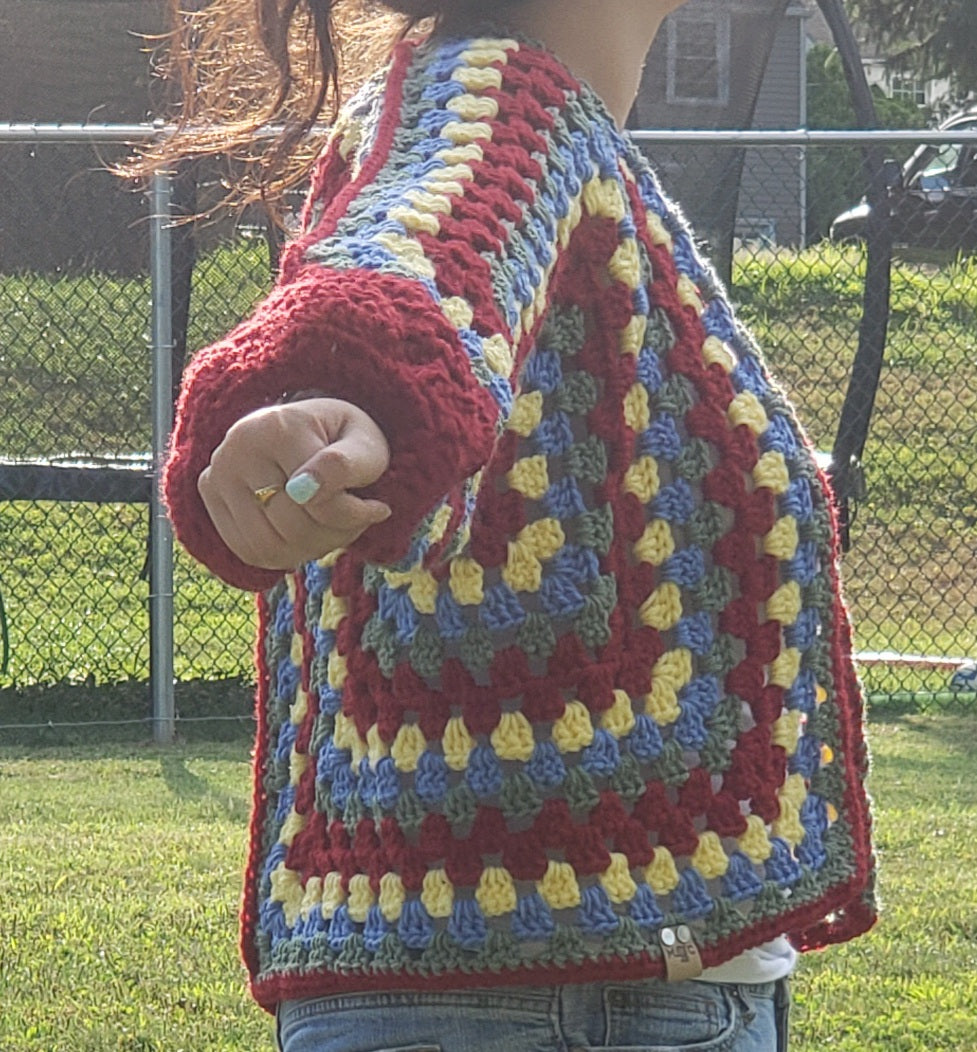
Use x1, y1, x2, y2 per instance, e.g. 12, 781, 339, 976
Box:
285, 472, 320, 505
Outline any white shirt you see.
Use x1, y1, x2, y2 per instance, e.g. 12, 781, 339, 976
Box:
698, 937, 798, 984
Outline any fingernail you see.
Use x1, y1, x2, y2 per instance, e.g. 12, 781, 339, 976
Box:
285, 472, 320, 505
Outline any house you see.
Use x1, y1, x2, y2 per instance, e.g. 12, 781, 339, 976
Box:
629, 0, 950, 253
629, 0, 812, 265
805, 7, 953, 114
740, 3, 811, 246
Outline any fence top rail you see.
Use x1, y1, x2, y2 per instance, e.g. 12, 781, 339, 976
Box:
1, 121, 977, 147
630, 129, 977, 146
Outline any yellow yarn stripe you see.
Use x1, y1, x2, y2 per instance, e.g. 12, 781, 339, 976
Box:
601, 689, 637, 737
391, 723, 426, 772
538, 859, 581, 909
582, 176, 627, 221
620, 314, 647, 356
322, 871, 346, 918
624, 457, 660, 504
600, 852, 638, 903
609, 238, 642, 290
446, 93, 500, 122
702, 335, 736, 372
623, 382, 651, 432
300, 876, 323, 922
769, 647, 802, 689
319, 588, 348, 631
289, 747, 308, 786
458, 39, 520, 67
270, 863, 305, 927
552, 699, 595, 753
507, 455, 550, 499
327, 651, 347, 690
422, 869, 454, 918
767, 580, 803, 626
290, 686, 308, 726
634, 518, 674, 565
692, 831, 729, 879
449, 558, 484, 605
645, 847, 680, 895
676, 274, 704, 313
507, 391, 545, 436
476, 866, 518, 916
728, 391, 770, 435
443, 716, 476, 770
764, 516, 799, 559
491, 710, 536, 761
450, 65, 504, 91
347, 874, 375, 923
738, 815, 773, 863
379, 872, 406, 921
639, 581, 683, 630
753, 451, 791, 494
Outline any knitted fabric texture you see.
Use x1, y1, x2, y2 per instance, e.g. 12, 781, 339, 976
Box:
164, 34, 876, 1012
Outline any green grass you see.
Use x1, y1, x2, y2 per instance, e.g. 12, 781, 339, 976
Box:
0, 239, 271, 458
733, 245, 977, 696
1, 238, 269, 687
2, 712, 975, 1050
1, 239, 975, 694
0, 739, 272, 1051
790, 716, 977, 1050
0, 501, 256, 685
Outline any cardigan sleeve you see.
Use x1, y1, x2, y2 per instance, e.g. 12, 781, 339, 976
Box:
163, 39, 581, 591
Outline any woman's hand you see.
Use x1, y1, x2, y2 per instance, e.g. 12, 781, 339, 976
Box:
197, 397, 391, 570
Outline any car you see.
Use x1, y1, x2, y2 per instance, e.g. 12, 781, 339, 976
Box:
830, 109, 977, 254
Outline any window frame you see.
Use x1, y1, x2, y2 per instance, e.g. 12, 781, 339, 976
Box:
889, 74, 927, 108
665, 7, 732, 107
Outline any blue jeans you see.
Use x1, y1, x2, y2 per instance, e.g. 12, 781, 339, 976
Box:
276, 978, 790, 1051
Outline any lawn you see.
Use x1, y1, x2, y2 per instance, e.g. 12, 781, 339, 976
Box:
734, 247, 977, 697
0, 239, 268, 687
2, 713, 975, 1050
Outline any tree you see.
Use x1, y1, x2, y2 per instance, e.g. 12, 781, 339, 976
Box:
806, 42, 926, 239
850, 0, 977, 99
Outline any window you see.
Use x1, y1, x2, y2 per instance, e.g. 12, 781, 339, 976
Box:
913, 144, 960, 191
889, 75, 926, 108
666, 10, 731, 106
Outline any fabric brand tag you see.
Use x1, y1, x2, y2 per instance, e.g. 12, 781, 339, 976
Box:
659, 925, 704, 982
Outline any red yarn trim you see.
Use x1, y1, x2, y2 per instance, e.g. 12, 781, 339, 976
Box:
280, 41, 415, 281
239, 593, 272, 982
789, 470, 877, 949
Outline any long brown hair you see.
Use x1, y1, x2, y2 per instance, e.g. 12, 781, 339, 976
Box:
133, 1, 450, 215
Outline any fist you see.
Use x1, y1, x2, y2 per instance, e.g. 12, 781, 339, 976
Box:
197, 397, 391, 570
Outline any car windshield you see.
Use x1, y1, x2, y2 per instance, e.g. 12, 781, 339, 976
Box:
906, 119, 977, 191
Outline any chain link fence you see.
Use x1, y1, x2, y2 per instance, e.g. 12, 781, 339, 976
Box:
1, 126, 975, 725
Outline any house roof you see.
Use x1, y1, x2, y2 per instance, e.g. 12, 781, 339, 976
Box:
804, 5, 836, 47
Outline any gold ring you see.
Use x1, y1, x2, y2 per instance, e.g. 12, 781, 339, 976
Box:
253, 484, 282, 507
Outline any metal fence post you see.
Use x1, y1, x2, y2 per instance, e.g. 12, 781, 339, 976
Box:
149, 170, 176, 744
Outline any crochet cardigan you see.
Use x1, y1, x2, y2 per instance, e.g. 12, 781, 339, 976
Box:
164, 33, 876, 1012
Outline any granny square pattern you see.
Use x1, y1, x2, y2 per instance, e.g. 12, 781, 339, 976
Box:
164, 34, 875, 1011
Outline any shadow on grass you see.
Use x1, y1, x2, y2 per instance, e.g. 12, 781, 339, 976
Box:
0, 677, 255, 749
868, 707, 977, 758
159, 752, 251, 824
